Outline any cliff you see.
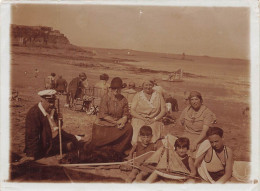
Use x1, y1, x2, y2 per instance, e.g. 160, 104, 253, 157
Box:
11, 25, 71, 47
11, 24, 95, 57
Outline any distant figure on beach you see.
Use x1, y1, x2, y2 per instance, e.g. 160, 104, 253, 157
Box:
34, 68, 39, 78
165, 93, 179, 112
182, 52, 186, 60
175, 68, 183, 80
161, 93, 178, 125
242, 106, 249, 117
151, 80, 167, 98
121, 81, 137, 108
45, 73, 56, 89
94, 73, 110, 98
131, 79, 166, 145
65, 72, 87, 107
20, 89, 79, 163
179, 91, 217, 155
56, 75, 68, 94
195, 127, 233, 183
183, 91, 190, 105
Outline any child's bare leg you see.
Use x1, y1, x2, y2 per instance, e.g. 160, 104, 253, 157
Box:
125, 169, 139, 183
145, 171, 158, 183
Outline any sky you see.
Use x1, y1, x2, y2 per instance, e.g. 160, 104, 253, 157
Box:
11, 4, 250, 59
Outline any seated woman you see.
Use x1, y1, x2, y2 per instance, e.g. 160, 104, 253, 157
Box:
131, 79, 166, 145
84, 77, 133, 157
179, 91, 216, 153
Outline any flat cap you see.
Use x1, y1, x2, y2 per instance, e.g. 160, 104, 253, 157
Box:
38, 89, 57, 99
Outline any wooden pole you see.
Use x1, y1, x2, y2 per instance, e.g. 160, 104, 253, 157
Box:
166, 136, 169, 172
57, 98, 63, 158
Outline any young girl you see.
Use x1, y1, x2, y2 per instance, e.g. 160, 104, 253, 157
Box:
145, 137, 196, 183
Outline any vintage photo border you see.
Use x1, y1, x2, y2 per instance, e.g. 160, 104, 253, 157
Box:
0, 0, 259, 190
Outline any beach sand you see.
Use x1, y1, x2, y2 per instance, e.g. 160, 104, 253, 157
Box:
9, 46, 250, 182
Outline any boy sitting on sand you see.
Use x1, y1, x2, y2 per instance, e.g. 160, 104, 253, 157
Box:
125, 125, 162, 183
195, 127, 233, 183
145, 137, 196, 183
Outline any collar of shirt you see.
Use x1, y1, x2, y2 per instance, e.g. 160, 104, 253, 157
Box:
38, 102, 48, 116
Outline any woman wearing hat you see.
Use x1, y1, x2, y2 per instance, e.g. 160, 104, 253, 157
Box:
179, 91, 216, 152
85, 77, 133, 154
130, 80, 166, 145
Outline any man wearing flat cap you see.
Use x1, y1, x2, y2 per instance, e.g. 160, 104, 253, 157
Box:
23, 89, 79, 161
66, 72, 88, 107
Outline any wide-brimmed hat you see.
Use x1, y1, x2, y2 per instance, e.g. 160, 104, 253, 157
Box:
110, 77, 125, 89
38, 89, 56, 102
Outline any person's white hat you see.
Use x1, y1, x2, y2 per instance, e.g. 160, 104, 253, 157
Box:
38, 89, 57, 99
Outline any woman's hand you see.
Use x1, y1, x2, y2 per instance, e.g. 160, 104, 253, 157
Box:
117, 116, 128, 129
144, 117, 157, 125
103, 116, 118, 125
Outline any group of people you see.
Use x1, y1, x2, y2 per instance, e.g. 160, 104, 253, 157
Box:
45, 73, 68, 94
44, 72, 88, 108
20, 73, 234, 183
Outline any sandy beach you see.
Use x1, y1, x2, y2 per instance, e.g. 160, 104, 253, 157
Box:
10, 45, 250, 165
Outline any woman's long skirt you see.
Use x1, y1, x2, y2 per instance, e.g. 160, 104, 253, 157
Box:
87, 122, 133, 153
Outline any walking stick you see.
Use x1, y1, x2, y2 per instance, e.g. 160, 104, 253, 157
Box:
57, 98, 63, 159
166, 136, 169, 172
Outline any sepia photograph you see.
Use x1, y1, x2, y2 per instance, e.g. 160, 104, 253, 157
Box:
0, 1, 259, 190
